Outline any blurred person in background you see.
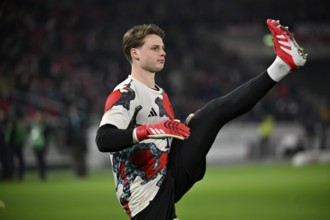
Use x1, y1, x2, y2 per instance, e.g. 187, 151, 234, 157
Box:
248, 114, 275, 159
0, 109, 11, 181
319, 103, 330, 150
66, 105, 88, 178
6, 107, 26, 181
27, 111, 51, 180
95, 19, 307, 220
257, 114, 275, 158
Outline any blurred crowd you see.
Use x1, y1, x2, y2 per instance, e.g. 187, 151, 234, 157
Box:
1, 0, 329, 180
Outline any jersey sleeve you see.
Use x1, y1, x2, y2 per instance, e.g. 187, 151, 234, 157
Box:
100, 83, 137, 129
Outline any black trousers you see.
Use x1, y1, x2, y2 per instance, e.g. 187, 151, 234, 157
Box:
133, 71, 276, 220
34, 148, 47, 180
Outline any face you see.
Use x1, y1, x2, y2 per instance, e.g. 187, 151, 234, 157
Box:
131, 34, 166, 73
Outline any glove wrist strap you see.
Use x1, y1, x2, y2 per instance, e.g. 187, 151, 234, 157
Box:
134, 125, 148, 142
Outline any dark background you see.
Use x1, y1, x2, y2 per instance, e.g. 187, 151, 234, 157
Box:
1, 0, 329, 130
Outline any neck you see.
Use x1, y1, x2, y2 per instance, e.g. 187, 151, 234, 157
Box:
131, 68, 156, 89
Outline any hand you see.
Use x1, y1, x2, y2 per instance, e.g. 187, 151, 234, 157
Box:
134, 120, 190, 142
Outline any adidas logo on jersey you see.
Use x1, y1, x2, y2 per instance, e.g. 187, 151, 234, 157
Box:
148, 108, 158, 117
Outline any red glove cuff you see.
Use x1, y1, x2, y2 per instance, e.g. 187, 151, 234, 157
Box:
134, 125, 148, 142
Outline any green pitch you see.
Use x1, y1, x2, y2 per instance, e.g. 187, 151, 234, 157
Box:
1, 163, 330, 220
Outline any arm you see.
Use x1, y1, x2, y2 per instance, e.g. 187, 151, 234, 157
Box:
95, 124, 134, 152
95, 120, 190, 153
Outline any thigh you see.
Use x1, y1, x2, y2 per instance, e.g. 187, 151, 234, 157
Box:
174, 99, 228, 176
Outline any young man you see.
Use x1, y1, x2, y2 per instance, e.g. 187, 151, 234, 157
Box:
95, 19, 307, 219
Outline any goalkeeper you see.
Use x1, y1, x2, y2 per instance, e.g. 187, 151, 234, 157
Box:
95, 19, 307, 220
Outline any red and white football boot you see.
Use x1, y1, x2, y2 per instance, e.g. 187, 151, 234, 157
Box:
267, 19, 307, 71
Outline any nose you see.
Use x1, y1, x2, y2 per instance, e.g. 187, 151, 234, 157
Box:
161, 48, 166, 56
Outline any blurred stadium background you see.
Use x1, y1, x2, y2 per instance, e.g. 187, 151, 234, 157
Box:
1, 0, 330, 219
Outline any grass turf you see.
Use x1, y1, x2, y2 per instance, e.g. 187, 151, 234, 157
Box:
1, 163, 330, 220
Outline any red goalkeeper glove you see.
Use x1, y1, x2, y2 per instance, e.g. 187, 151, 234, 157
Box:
133, 120, 190, 142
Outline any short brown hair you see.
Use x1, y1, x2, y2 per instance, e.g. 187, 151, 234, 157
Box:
122, 24, 165, 63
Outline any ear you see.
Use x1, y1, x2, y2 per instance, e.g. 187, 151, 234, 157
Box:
130, 48, 140, 61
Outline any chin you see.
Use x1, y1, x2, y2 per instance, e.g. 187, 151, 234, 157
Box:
152, 67, 164, 72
